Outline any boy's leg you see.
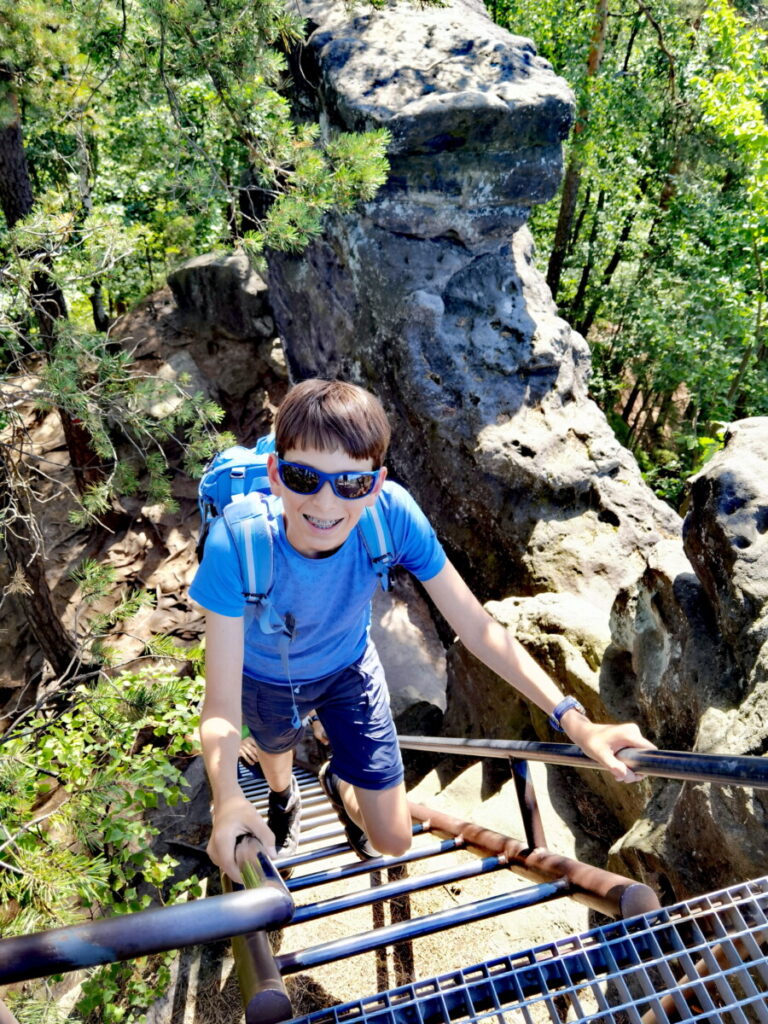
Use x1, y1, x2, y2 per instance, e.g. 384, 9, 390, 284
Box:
255, 747, 294, 792
337, 778, 412, 857
256, 745, 302, 862
241, 678, 309, 860
317, 645, 409, 858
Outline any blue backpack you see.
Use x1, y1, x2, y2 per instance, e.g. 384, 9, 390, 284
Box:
197, 435, 395, 644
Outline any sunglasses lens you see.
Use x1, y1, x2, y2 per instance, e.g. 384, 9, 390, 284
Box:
335, 473, 377, 499
280, 463, 320, 494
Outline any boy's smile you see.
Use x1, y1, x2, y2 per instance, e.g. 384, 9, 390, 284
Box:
267, 447, 386, 558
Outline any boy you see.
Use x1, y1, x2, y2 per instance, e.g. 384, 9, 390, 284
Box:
191, 379, 654, 883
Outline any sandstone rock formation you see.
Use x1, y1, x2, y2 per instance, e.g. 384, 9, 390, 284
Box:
168, 252, 273, 343
607, 419, 768, 895
269, 0, 679, 610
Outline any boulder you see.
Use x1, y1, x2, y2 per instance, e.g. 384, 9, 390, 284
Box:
371, 574, 447, 719
683, 417, 768, 676
168, 252, 273, 341
444, 592, 652, 828
296, 0, 574, 243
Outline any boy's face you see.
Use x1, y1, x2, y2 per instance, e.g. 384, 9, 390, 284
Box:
267, 447, 387, 558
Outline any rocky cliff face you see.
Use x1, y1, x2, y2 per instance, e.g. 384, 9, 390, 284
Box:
262, 0, 766, 896
607, 420, 768, 894
270, 0, 679, 608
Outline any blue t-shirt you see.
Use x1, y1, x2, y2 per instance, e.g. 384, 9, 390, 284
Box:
189, 481, 446, 684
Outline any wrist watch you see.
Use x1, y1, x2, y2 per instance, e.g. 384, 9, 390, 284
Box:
549, 696, 586, 732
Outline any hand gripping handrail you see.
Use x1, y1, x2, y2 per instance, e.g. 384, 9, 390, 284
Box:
397, 737, 768, 789
0, 846, 294, 985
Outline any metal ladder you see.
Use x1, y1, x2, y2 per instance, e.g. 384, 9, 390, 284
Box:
229, 742, 768, 1023
0, 740, 766, 1024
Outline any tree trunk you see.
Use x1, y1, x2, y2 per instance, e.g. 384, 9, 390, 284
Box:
651, 389, 674, 439
569, 188, 605, 320
0, 99, 34, 226
632, 392, 659, 450
546, 161, 583, 301
569, 185, 592, 257
90, 281, 111, 333
0, 458, 92, 682
0, 79, 103, 493
545, 0, 609, 300
577, 206, 638, 336
627, 387, 652, 446
0, 80, 69, 345
622, 380, 642, 423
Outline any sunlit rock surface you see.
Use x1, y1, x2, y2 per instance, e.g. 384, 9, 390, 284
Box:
608, 419, 768, 894
270, 0, 678, 608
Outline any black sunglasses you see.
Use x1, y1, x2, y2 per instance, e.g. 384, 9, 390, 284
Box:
277, 459, 380, 500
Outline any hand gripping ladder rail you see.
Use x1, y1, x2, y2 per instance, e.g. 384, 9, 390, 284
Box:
0, 740, 766, 1024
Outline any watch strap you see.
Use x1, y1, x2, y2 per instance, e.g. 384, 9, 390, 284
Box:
549, 696, 586, 732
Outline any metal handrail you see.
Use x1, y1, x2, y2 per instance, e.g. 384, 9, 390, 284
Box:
3, 740, 763, 994
0, 848, 293, 985
397, 736, 768, 789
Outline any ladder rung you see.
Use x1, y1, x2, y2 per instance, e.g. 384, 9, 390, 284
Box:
290, 854, 509, 925
277, 824, 429, 871
252, 793, 327, 812
241, 781, 321, 801
287, 838, 464, 892
250, 801, 332, 825
295, 823, 345, 845
296, 806, 339, 825
276, 878, 572, 974
294, 812, 340, 832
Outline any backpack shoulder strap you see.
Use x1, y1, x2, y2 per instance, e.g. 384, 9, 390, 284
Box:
221, 491, 293, 634
358, 501, 395, 592
222, 492, 276, 602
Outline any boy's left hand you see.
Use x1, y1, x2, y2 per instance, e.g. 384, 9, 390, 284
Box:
562, 715, 656, 783
239, 734, 260, 765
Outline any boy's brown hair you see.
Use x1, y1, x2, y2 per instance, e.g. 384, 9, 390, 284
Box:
274, 379, 391, 468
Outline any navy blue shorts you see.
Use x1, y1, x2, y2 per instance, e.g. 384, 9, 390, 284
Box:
241, 643, 404, 792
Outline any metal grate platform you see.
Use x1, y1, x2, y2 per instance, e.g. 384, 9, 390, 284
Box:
287, 876, 768, 1024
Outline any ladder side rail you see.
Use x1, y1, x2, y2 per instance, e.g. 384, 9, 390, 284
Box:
398, 737, 768, 789
407, 799, 660, 920
510, 757, 547, 850
224, 838, 293, 1024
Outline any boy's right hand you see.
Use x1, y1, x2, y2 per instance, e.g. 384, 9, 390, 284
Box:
206, 794, 276, 884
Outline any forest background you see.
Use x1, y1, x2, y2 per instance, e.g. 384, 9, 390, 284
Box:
0, 1, 767, 1021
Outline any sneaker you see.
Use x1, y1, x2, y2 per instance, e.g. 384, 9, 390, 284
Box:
318, 762, 378, 860
267, 776, 302, 860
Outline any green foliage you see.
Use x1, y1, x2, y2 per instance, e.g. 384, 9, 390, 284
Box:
0, 665, 204, 1018
69, 558, 117, 601
488, 0, 768, 508
75, 953, 176, 1023
145, 634, 206, 676
1, 0, 391, 316
1, 0, 390, 529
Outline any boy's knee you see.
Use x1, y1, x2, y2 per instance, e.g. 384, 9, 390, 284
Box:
369, 827, 411, 858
